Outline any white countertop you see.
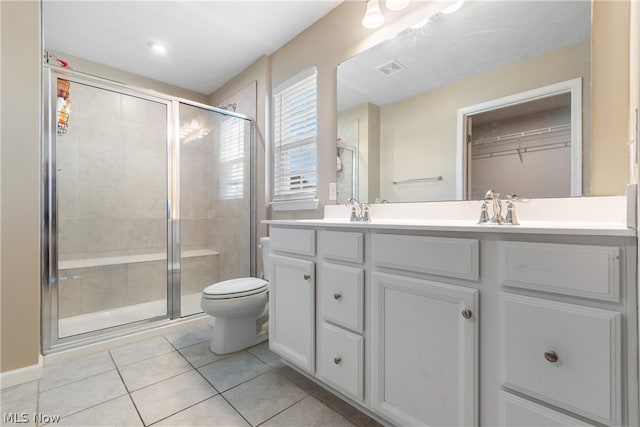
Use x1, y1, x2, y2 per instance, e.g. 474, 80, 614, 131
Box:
264, 219, 634, 236
263, 196, 637, 237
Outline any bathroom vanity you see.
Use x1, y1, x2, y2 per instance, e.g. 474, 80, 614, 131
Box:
264, 197, 639, 426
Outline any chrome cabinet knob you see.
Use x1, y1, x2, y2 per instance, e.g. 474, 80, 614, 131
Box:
461, 309, 472, 319
544, 350, 559, 363
334, 357, 342, 365
333, 292, 342, 300
303, 274, 311, 280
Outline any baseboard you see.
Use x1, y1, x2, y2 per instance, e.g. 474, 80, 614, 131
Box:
0, 354, 43, 389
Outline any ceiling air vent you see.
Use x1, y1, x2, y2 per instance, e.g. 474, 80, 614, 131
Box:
375, 60, 406, 77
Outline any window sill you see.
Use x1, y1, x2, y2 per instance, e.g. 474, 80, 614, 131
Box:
270, 199, 319, 211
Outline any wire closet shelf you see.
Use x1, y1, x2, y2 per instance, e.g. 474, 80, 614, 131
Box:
471, 123, 571, 161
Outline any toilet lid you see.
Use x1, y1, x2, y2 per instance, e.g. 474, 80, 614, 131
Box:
203, 277, 268, 299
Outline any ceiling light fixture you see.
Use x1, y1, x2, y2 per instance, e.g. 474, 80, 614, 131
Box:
148, 41, 166, 54
385, 0, 411, 11
362, 0, 385, 29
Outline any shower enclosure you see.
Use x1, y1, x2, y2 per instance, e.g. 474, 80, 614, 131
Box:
42, 67, 255, 352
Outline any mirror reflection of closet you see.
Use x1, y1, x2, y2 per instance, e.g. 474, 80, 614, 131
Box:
461, 79, 582, 200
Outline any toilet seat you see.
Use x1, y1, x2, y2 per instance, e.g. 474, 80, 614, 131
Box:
202, 277, 268, 300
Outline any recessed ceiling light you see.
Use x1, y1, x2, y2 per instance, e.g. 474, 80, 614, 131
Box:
148, 41, 166, 54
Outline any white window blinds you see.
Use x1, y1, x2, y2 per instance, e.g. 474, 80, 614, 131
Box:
220, 118, 245, 200
273, 67, 318, 203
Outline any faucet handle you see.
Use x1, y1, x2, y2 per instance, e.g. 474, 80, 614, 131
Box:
478, 201, 489, 224
362, 204, 371, 222
505, 193, 519, 201
504, 198, 520, 225
349, 206, 359, 221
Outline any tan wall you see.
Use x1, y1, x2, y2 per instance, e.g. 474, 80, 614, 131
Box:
591, 0, 631, 195
379, 41, 590, 202
1, 0, 42, 372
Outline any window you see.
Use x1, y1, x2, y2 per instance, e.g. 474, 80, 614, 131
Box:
220, 118, 245, 200
272, 67, 318, 209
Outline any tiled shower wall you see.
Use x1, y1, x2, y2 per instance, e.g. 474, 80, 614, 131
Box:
56, 81, 253, 320
180, 102, 251, 300
57, 82, 168, 260
57, 82, 168, 318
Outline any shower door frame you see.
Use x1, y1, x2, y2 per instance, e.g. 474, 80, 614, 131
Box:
41, 66, 256, 353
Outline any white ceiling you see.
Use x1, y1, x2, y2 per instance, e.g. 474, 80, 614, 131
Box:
338, 1, 591, 111
43, 0, 343, 95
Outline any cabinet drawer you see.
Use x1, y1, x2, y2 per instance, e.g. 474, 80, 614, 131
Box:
500, 293, 621, 425
317, 323, 364, 401
372, 234, 479, 280
269, 227, 315, 256
320, 230, 364, 264
499, 391, 595, 426
499, 242, 620, 301
320, 263, 364, 333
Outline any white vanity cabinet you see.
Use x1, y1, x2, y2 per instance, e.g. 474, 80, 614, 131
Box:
268, 228, 316, 373
265, 221, 638, 427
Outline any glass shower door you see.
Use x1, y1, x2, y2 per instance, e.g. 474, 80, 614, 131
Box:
179, 103, 252, 316
54, 77, 170, 338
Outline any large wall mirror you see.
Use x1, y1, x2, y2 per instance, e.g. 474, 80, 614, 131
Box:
336, 0, 592, 203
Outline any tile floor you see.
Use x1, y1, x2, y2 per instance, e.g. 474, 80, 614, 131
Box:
1, 323, 383, 427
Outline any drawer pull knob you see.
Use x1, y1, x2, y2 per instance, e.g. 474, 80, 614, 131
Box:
333, 292, 342, 300
461, 309, 472, 319
334, 357, 342, 365
303, 274, 311, 280
544, 350, 559, 363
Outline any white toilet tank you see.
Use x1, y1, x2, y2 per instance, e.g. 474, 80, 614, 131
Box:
260, 237, 270, 281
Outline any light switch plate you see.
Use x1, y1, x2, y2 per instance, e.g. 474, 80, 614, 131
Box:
329, 182, 337, 200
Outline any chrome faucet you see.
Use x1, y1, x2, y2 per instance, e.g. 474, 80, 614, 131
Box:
484, 190, 504, 224
480, 190, 519, 225
345, 197, 370, 222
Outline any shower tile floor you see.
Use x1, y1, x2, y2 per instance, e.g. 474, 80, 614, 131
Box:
1, 323, 383, 427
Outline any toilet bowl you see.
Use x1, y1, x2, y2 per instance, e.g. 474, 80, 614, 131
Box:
200, 237, 270, 354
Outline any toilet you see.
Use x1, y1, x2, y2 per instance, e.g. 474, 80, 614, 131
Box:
200, 237, 270, 354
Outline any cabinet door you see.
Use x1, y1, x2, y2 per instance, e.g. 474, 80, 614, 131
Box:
269, 254, 315, 373
371, 272, 478, 427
